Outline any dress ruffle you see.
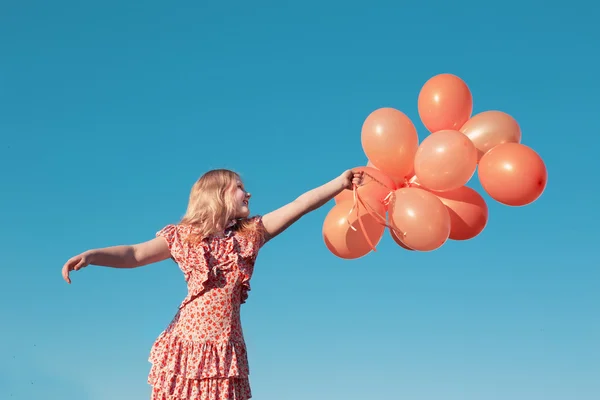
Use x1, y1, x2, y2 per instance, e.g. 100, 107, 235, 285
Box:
157, 224, 257, 309
149, 365, 251, 400
149, 332, 249, 379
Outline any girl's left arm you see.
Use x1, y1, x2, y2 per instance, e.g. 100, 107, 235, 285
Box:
261, 170, 363, 241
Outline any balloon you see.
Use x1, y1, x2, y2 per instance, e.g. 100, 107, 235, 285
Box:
361, 107, 419, 180
367, 160, 409, 191
388, 188, 451, 251
414, 130, 478, 192
323, 199, 386, 259
460, 111, 522, 160
478, 143, 547, 206
334, 166, 396, 210
389, 227, 414, 251
432, 186, 488, 240
418, 74, 473, 133
394, 165, 417, 188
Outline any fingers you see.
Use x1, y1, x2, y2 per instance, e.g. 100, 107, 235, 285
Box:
62, 262, 72, 284
74, 257, 87, 271
62, 255, 87, 284
351, 171, 365, 186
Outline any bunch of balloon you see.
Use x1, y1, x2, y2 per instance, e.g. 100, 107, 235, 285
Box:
322, 73, 548, 259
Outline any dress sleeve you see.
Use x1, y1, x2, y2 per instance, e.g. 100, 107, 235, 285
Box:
234, 216, 269, 260
253, 215, 269, 250
156, 224, 181, 262
246, 216, 269, 260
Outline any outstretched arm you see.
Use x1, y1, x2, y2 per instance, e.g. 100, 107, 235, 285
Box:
61, 237, 171, 284
262, 170, 363, 240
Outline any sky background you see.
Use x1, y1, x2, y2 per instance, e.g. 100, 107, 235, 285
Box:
1, 1, 599, 399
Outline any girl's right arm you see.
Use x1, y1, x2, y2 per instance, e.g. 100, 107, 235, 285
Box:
61, 237, 171, 284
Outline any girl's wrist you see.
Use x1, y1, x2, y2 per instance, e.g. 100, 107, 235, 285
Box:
333, 175, 348, 192
337, 171, 352, 190
83, 249, 96, 264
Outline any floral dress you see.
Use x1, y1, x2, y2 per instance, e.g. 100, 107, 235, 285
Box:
148, 217, 267, 400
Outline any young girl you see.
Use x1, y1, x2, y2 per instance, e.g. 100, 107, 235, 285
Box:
61, 168, 364, 400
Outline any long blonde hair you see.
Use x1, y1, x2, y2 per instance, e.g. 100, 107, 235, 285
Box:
180, 169, 258, 242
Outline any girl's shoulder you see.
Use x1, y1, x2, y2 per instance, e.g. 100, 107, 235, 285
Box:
232, 215, 269, 251
156, 222, 196, 237
156, 223, 206, 250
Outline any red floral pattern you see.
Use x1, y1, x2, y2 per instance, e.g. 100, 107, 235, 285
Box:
148, 217, 267, 400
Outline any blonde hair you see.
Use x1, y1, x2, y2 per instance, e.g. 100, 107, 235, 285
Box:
180, 169, 258, 243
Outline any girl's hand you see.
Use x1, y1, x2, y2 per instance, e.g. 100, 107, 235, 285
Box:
339, 169, 365, 190
62, 252, 91, 284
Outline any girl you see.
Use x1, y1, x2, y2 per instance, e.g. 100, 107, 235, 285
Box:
61, 168, 364, 400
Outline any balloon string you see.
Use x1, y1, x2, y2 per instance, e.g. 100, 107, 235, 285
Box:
346, 185, 378, 251
346, 171, 410, 251
354, 185, 377, 252
346, 171, 392, 230
356, 186, 406, 238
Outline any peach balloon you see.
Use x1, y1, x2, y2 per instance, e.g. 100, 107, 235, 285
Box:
389, 227, 414, 251
323, 199, 386, 259
361, 107, 419, 180
414, 130, 478, 192
460, 110, 522, 160
367, 160, 409, 191
366, 159, 410, 188
478, 143, 547, 206
433, 186, 488, 240
388, 188, 451, 251
418, 74, 473, 133
392, 164, 417, 188
334, 166, 396, 210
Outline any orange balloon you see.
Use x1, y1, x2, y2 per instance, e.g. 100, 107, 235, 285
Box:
414, 130, 478, 192
389, 227, 414, 251
393, 164, 417, 188
404, 164, 416, 181
334, 166, 396, 210
388, 188, 451, 251
367, 160, 410, 190
361, 107, 419, 180
323, 199, 385, 259
432, 186, 488, 240
366, 160, 377, 169
460, 110, 522, 160
418, 74, 473, 133
478, 143, 547, 206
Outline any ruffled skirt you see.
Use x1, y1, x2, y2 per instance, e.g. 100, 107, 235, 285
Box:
148, 331, 251, 400
149, 364, 251, 400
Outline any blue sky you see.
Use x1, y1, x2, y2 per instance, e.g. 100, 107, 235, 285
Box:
1, 1, 598, 399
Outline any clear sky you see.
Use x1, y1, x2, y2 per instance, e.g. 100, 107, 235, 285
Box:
1, 1, 598, 399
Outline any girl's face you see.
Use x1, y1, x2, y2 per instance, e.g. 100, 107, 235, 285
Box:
232, 179, 251, 218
